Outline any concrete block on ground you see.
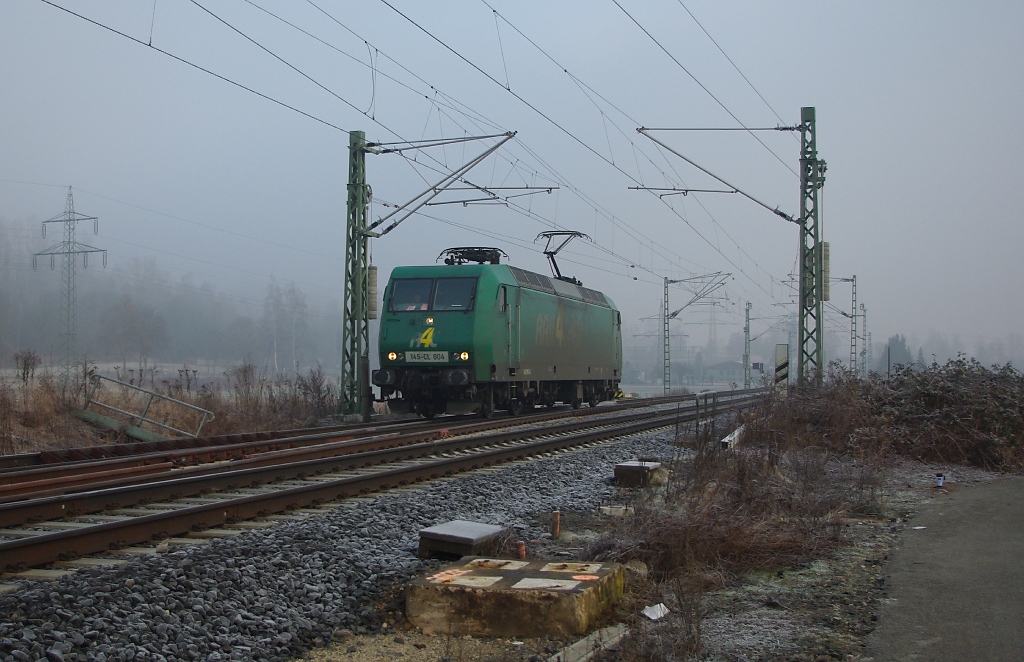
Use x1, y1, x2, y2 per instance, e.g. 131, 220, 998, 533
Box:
406, 557, 624, 637
418, 520, 505, 559
614, 460, 663, 487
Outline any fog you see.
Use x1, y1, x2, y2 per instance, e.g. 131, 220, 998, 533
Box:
3, 1, 1023, 382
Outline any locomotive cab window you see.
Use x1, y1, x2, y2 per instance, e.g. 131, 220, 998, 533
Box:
389, 279, 433, 312
433, 277, 477, 311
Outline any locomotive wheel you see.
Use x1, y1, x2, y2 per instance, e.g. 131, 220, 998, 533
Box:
507, 398, 524, 416
479, 399, 494, 418
588, 393, 599, 408
571, 398, 582, 410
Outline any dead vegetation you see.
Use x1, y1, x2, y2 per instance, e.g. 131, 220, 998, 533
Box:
0, 359, 343, 453
586, 357, 1024, 660
758, 357, 1024, 471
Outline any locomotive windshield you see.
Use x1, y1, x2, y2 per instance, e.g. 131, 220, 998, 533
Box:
388, 277, 478, 312
433, 278, 477, 311
390, 279, 433, 311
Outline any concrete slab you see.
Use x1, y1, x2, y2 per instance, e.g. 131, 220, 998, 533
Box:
547, 623, 628, 662
33, 521, 98, 529
11, 568, 74, 580
0, 529, 43, 538
224, 521, 276, 530
614, 461, 662, 487
187, 529, 244, 539
167, 537, 208, 546
418, 520, 505, 559
406, 557, 624, 637
55, 558, 129, 569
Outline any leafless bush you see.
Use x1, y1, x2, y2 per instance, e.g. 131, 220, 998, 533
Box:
754, 356, 1024, 471
0, 383, 14, 455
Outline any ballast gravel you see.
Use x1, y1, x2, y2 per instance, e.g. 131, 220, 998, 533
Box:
0, 428, 682, 662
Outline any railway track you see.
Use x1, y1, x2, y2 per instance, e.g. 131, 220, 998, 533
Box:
0, 390, 762, 573
0, 391, 712, 472
0, 391, 730, 498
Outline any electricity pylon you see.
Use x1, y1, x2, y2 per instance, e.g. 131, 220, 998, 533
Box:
33, 187, 107, 394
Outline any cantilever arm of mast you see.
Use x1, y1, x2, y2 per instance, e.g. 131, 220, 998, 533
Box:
628, 186, 737, 198
637, 127, 798, 224
365, 132, 516, 238
425, 185, 557, 207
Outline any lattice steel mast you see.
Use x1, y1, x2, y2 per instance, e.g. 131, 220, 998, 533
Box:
849, 275, 858, 371
341, 131, 372, 419
797, 107, 827, 383
744, 302, 752, 388
34, 187, 107, 394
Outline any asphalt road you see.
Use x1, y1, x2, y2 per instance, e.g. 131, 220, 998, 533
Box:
864, 476, 1024, 661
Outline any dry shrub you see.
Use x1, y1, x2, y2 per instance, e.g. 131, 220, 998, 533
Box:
197, 362, 339, 434
0, 361, 342, 453
0, 383, 14, 455
755, 356, 1024, 471
586, 441, 869, 580
586, 415, 889, 660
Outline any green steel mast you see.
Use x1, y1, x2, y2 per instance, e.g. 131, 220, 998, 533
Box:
342, 131, 371, 418
797, 107, 827, 384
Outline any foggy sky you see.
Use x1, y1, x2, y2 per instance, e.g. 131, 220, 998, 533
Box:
3, 0, 1022, 365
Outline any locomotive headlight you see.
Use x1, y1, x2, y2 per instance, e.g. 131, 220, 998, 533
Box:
425, 317, 434, 325
458, 351, 470, 361
387, 351, 398, 361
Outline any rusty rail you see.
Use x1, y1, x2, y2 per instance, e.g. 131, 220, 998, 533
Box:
0, 391, 764, 571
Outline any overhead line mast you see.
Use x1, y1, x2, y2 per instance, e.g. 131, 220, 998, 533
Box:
637, 107, 828, 385
341, 132, 518, 420
797, 107, 827, 383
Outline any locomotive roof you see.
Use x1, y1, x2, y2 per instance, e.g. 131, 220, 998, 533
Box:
388, 263, 617, 310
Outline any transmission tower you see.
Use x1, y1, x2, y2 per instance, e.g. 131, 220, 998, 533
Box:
33, 187, 107, 394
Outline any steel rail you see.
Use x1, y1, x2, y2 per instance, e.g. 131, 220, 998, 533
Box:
0, 394, 761, 571
0, 405, 688, 526
0, 390, 760, 508
0, 389, 761, 488
0, 389, 755, 471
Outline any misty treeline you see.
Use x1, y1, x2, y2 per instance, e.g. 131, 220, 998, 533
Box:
0, 216, 342, 384
621, 321, 1024, 387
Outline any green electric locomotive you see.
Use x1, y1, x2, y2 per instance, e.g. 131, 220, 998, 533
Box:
372, 246, 622, 418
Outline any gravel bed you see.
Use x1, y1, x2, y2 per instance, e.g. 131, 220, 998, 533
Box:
0, 426, 683, 662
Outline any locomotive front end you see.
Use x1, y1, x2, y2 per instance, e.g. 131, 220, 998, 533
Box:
373, 265, 490, 418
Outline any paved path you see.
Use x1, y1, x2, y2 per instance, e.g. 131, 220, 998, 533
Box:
864, 476, 1024, 661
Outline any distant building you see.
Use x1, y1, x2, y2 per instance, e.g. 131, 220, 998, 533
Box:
704, 360, 745, 384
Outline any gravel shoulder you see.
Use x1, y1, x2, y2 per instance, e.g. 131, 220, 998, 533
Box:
0, 422, 1006, 662
305, 460, 1003, 662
